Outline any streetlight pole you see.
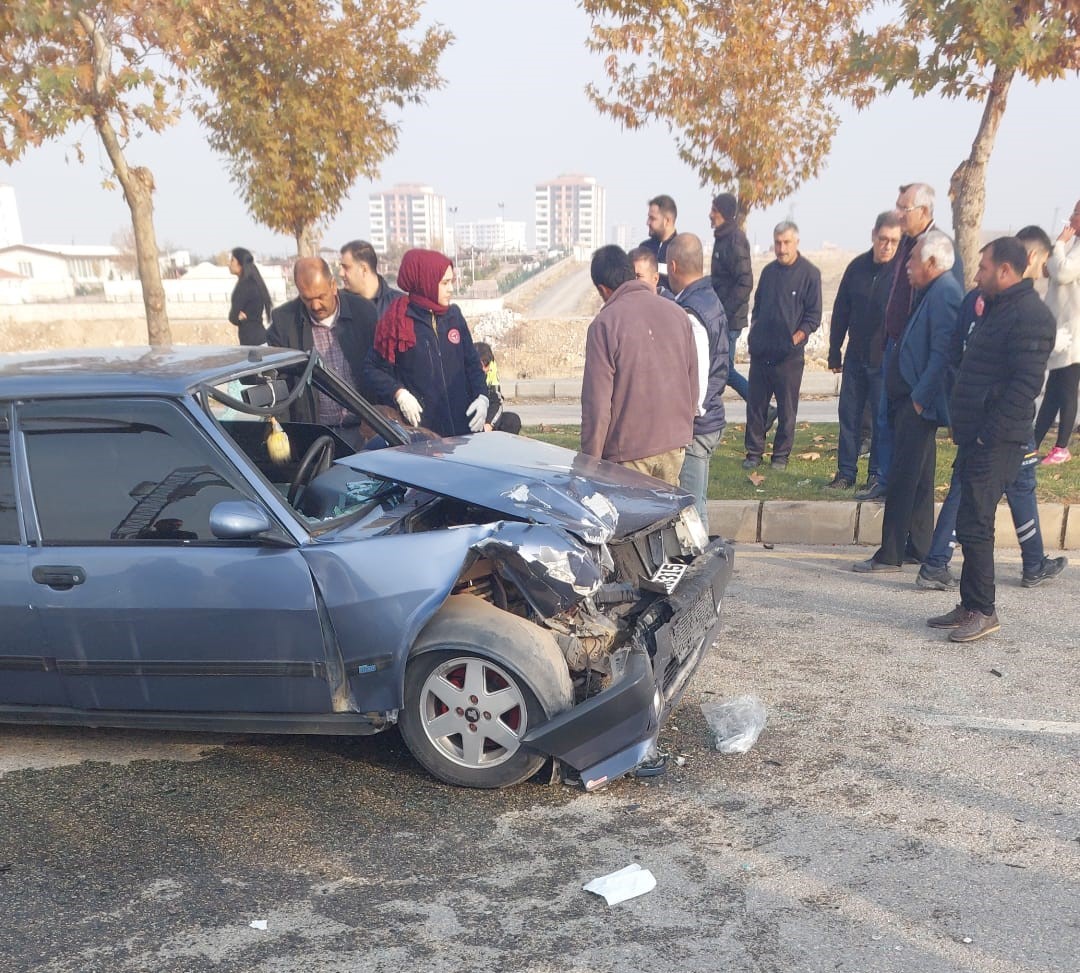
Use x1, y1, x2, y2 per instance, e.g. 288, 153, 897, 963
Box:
497, 201, 505, 267
448, 205, 458, 268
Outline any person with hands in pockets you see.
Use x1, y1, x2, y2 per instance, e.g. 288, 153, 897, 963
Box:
363, 249, 488, 437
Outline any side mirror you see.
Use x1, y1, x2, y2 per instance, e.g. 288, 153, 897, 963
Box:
210, 500, 274, 540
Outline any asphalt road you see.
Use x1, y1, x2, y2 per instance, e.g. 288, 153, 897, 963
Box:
521, 264, 595, 317
2, 546, 1077, 973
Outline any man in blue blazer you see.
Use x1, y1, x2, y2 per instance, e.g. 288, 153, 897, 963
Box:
854, 229, 963, 571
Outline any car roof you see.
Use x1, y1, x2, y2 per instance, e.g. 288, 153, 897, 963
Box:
0, 346, 309, 399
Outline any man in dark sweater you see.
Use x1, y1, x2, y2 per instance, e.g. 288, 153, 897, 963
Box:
827, 211, 903, 490
928, 237, 1056, 643
857, 182, 939, 500
339, 239, 403, 320
639, 194, 678, 292
744, 221, 822, 469
709, 193, 753, 403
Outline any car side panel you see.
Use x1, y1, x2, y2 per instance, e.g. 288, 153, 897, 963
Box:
29, 545, 333, 713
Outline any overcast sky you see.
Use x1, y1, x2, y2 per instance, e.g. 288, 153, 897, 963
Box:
2, 0, 1078, 259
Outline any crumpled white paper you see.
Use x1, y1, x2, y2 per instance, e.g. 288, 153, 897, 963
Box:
249, 919, 268, 931
583, 863, 656, 905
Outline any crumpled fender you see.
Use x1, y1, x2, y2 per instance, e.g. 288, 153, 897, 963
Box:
302, 520, 599, 714
471, 521, 602, 618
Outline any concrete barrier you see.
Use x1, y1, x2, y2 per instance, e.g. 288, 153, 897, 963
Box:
761, 500, 857, 545
1063, 506, 1080, 550
708, 500, 759, 542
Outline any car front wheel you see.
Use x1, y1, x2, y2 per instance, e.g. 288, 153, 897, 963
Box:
398, 596, 574, 788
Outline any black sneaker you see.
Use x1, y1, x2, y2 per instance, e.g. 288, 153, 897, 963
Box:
825, 474, 854, 490
854, 478, 887, 501
858, 438, 871, 458
1021, 556, 1067, 588
916, 565, 957, 590
742, 455, 762, 470
765, 405, 779, 433
770, 457, 788, 470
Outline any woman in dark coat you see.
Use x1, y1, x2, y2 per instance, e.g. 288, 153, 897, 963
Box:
363, 249, 488, 437
227, 247, 272, 345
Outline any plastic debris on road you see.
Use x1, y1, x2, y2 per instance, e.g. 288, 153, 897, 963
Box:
583, 863, 656, 905
249, 919, 268, 931
701, 695, 767, 753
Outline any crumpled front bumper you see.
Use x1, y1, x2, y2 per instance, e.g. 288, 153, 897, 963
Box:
521, 539, 734, 789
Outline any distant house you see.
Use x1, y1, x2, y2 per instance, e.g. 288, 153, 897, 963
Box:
0, 267, 24, 305
0, 243, 133, 301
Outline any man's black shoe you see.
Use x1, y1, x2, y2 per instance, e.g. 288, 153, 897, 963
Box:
859, 438, 871, 458
765, 405, 778, 433
916, 565, 957, 591
825, 474, 854, 490
742, 455, 762, 470
1021, 555, 1067, 588
854, 478, 887, 501
770, 457, 788, 470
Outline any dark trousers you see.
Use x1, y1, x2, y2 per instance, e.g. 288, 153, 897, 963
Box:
924, 443, 1043, 574
870, 337, 896, 487
837, 356, 883, 481
746, 353, 805, 462
1034, 363, 1080, 449
874, 398, 937, 565
956, 441, 1026, 616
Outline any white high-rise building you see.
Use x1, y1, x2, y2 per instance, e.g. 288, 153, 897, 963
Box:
453, 218, 527, 253
368, 183, 447, 253
534, 175, 605, 253
0, 185, 23, 248
611, 223, 635, 251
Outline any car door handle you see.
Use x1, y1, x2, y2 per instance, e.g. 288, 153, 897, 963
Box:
32, 565, 86, 590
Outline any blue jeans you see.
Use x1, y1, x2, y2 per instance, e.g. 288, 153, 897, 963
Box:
870, 337, 896, 488
925, 442, 1044, 573
727, 330, 749, 401
837, 356, 882, 482
679, 429, 723, 525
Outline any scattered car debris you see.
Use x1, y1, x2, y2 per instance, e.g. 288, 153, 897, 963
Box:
583, 864, 656, 905
701, 695, 768, 753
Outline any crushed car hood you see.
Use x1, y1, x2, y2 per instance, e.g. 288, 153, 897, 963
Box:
337, 432, 692, 543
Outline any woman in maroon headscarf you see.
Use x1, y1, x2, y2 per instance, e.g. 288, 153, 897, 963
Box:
363, 249, 488, 437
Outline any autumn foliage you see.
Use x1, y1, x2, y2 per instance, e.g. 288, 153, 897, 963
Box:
582, 0, 874, 225
191, 0, 451, 256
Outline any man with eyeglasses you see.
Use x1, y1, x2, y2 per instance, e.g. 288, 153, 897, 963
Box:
827, 210, 903, 491
857, 183, 941, 502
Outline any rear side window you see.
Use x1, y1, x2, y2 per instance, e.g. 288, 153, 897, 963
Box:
19, 398, 252, 544
0, 411, 19, 544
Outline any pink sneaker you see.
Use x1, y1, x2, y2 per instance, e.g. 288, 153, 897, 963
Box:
1041, 446, 1072, 465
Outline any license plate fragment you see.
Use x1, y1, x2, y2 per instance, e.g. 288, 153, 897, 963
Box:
644, 561, 687, 594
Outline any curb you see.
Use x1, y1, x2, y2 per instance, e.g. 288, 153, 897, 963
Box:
507, 372, 842, 401
707, 499, 1076, 552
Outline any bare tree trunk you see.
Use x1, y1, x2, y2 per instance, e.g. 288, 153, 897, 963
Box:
949, 64, 1015, 290
296, 222, 321, 258
77, 11, 171, 344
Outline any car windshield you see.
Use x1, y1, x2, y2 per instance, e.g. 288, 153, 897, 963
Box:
199, 356, 409, 530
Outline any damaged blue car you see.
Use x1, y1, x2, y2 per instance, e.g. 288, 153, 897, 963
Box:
0, 346, 733, 789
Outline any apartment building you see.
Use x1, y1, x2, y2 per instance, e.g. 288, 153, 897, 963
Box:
368, 183, 447, 253
534, 174, 605, 253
